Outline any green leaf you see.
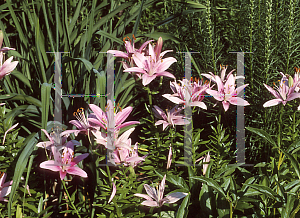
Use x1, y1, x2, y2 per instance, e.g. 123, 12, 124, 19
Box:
246, 127, 277, 147
41, 83, 52, 140
95, 30, 124, 45
8, 132, 38, 217
143, 32, 181, 44
282, 150, 300, 180
244, 184, 282, 201
64, 56, 94, 72
176, 193, 190, 218
191, 176, 226, 198
16, 204, 22, 218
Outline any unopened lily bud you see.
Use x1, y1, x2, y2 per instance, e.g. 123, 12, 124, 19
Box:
289, 76, 294, 87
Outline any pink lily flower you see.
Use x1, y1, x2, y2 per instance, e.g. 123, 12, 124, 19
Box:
107, 35, 152, 64
0, 30, 18, 80
88, 100, 139, 131
36, 129, 76, 150
123, 38, 176, 86
92, 127, 135, 150
162, 78, 209, 109
134, 175, 188, 207
152, 105, 189, 130
263, 72, 300, 107
202, 65, 245, 84
63, 107, 99, 137
107, 35, 152, 77
205, 72, 249, 112
0, 172, 13, 202
113, 142, 147, 167
40, 142, 89, 180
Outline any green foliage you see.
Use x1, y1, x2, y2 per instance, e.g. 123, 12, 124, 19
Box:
1, 0, 300, 217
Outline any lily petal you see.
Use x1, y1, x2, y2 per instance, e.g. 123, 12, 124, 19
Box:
108, 182, 117, 203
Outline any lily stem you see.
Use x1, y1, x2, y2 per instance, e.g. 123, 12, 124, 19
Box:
62, 180, 81, 218
145, 86, 154, 122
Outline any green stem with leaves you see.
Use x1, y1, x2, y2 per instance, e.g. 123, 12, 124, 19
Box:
145, 86, 154, 122
62, 180, 81, 218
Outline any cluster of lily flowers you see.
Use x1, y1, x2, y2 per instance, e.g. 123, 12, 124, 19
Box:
2, 30, 300, 209
0, 30, 19, 144
0, 30, 19, 202
263, 69, 300, 108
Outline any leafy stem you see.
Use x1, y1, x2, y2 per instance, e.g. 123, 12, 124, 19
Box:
62, 180, 81, 218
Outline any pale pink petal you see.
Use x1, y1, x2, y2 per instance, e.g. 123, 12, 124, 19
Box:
203, 152, 210, 175
144, 184, 158, 201
59, 171, 67, 180
51, 146, 62, 165
108, 182, 116, 203
263, 99, 282, 107
286, 92, 300, 101
132, 52, 147, 69
116, 121, 140, 130
117, 128, 135, 143
0, 57, 18, 76
124, 40, 134, 53
201, 73, 216, 83
3, 123, 18, 145
190, 101, 207, 110
67, 166, 87, 178
167, 146, 172, 169
88, 118, 106, 130
36, 141, 53, 149
206, 89, 224, 101
141, 200, 159, 207
61, 129, 83, 137
172, 119, 189, 126
228, 97, 250, 106
88, 104, 107, 127
0, 173, 7, 187
107, 50, 128, 59
142, 74, 157, 86
162, 94, 184, 104
125, 156, 145, 163
264, 84, 281, 99
134, 193, 153, 201
154, 37, 163, 59
124, 67, 146, 74
40, 160, 61, 171
1, 180, 13, 189
148, 43, 155, 58
69, 120, 84, 129
155, 57, 177, 73
0, 186, 11, 197
159, 50, 173, 59
152, 105, 167, 120
215, 76, 224, 93
115, 106, 133, 126
159, 175, 166, 200
155, 71, 175, 79
224, 74, 235, 94
164, 192, 188, 204
138, 40, 153, 53
234, 84, 249, 95
222, 101, 230, 112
